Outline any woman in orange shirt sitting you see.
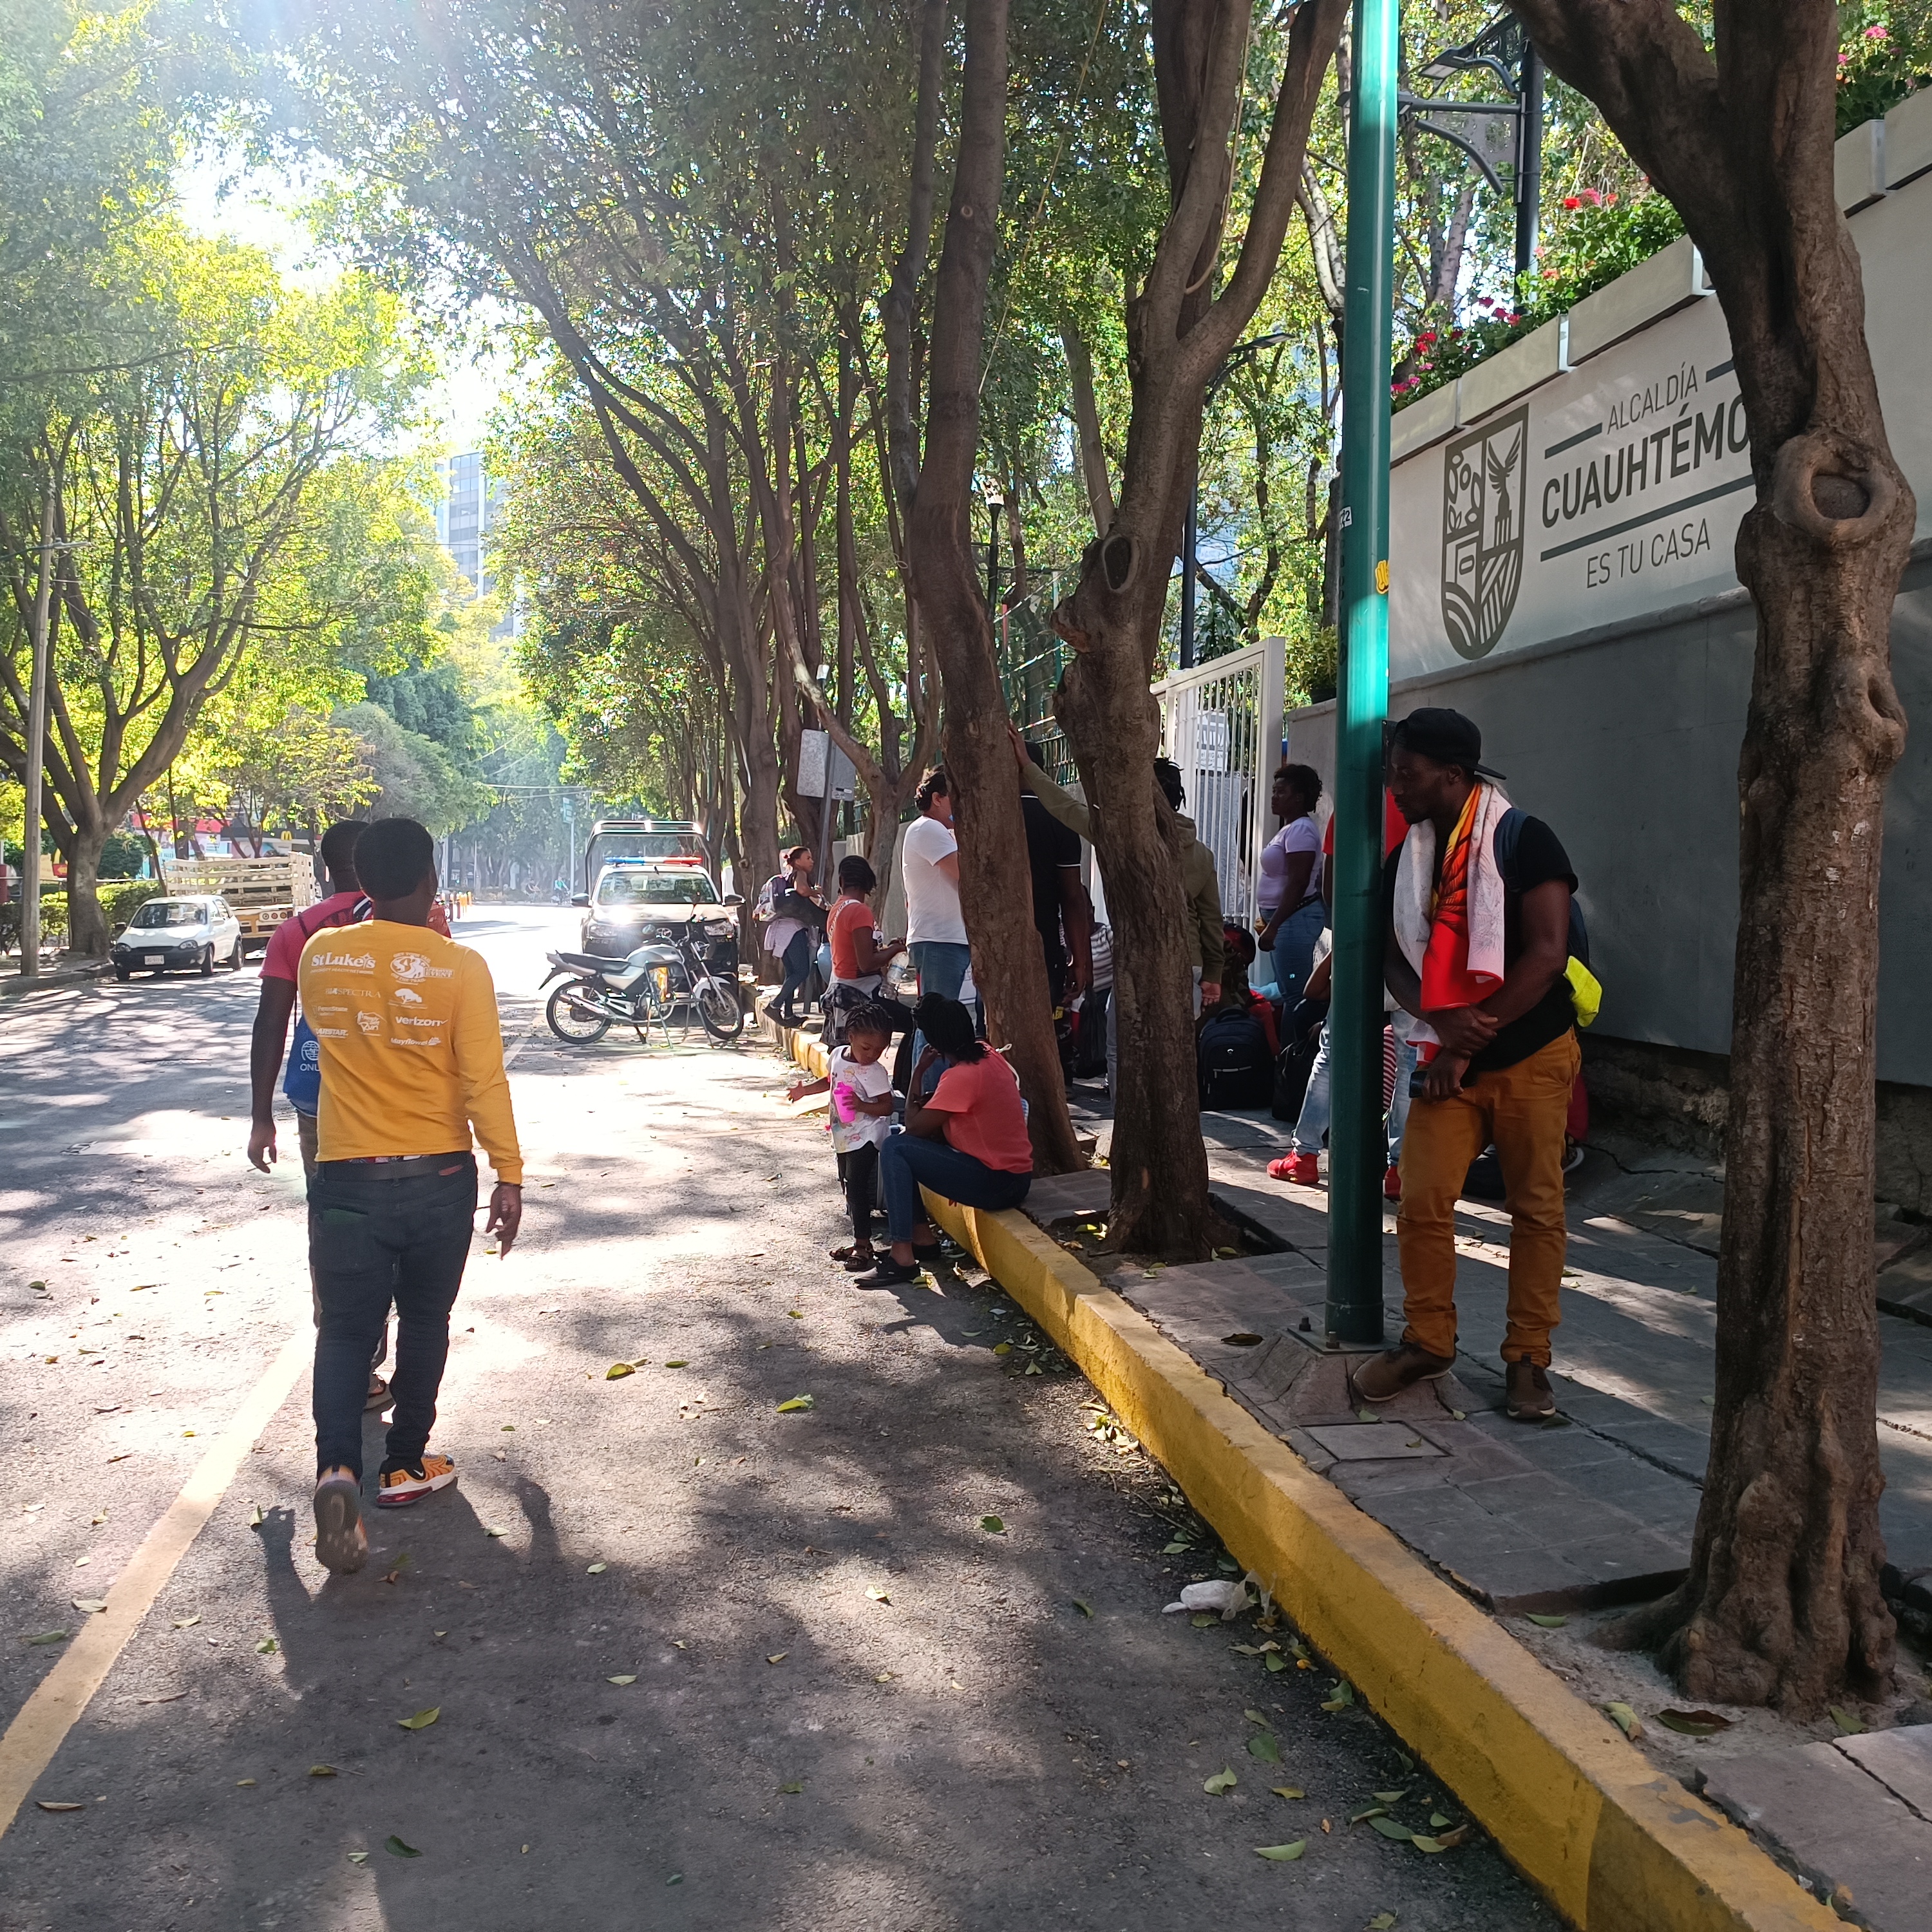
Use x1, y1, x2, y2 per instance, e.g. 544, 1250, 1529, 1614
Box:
855, 995, 1033, 1287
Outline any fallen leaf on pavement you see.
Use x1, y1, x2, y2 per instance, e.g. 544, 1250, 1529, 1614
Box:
1368, 1910, 1399, 1925
1072, 1598, 1093, 1616
347, 1851, 368, 1864
1604, 1701, 1642, 1739
72, 1599, 107, 1615
1271, 1786, 1306, 1800
787, 1310, 804, 1320
1369, 1817, 1415, 1841
1830, 1705, 1868, 1736
1320, 1680, 1356, 1711
248, 1506, 264, 1529
173, 1616, 200, 1629
663, 1359, 688, 1368
766, 1652, 788, 1665
1429, 1812, 1450, 1829
1356, 1407, 1381, 1424
1244, 1709, 1272, 1726
775, 1394, 814, 1413
236, 1779, 256, 1788
308, 1765, 337, 1777
24, 1631, 70, 1646
1254, 1841, 1305, 1861
866, 1586, 890, 1603
385, 1835, 421, 1858
779, 1781, 804, 1795
1350, 1806, 1389, 1825
35, 1801, 84, 1812
1203, 1769, 1237, 1794
979, 1515, 1004, 1534
255, 1637, 278, 1655
991, 1341, 1012, 1356
1247, 1733, 1282, 1761
605, 1362, 636, 1380
1524, 1612, 1567, 1629
1265, 1651, 1289, 1673
396, 1707, 440, 1730
607, 1675, 636, 1685
483, 1527, 508, 1539
587, 1563, 607, 1575
1656, 1709, 1731, 1737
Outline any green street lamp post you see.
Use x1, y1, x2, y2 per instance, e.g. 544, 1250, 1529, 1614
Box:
1325, 0, 1399, 1346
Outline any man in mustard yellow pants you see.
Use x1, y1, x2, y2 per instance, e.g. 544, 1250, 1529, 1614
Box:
1354, 710, 1580, 1423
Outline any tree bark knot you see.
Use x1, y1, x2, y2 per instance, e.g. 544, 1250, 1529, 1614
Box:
1770, 432, 1900, 549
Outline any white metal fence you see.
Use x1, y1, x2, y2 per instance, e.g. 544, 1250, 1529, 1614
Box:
1151, 636, 1287, 931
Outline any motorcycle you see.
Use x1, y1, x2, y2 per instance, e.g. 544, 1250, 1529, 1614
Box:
541, 927, 745, 1045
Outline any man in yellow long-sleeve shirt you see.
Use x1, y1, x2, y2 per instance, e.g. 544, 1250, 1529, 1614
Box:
298, 817, 523, 1575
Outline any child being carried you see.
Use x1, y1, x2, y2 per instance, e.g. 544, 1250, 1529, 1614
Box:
787, 1003, 899, 1271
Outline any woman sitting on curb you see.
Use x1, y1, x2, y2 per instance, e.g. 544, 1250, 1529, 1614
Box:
855, 995, 1034, 1286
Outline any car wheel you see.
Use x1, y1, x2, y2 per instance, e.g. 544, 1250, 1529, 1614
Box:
199, 945, 214, 977
227, 937, 243, 969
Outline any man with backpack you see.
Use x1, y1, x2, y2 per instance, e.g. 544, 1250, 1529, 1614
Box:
1354, 709, 1581, 1423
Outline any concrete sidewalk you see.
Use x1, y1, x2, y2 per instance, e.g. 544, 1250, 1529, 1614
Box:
1048, 1085, 1932, 1924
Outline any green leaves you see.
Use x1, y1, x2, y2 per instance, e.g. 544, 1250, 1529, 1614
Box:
775, 1394, 814, 1413
1271, 1785, 1305, 1801
396, 1707, 440, 1730
1254, 1841, 1305, 1861
1656, 1709, 1731, 1737
385, 1835, 421, 1858
1320, 1679, 1356, 1712
1604, 1701, 1642, 1739
1203, 1768, 1238, 1794
978, 1515, 1005, 1534
24, 1631, 70, 1646
1523, 1612, 1567, 1629
605, 1362, 636, 1379
1830, 1705, 1867, 1736
1367, 1815, 1414, 1841
1246, 1732, 1282, 1762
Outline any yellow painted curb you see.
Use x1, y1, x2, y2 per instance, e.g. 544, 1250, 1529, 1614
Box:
776, 1022, 1831, 1929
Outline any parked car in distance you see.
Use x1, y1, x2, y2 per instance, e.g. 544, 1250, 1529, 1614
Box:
110, 895, 244, 980
574, 860, 741, 982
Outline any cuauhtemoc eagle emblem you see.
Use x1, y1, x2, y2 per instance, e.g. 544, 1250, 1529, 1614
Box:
1440, 404, 1528, 660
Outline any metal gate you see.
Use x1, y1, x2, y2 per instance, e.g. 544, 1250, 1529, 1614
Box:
1152, 636, 1287, 931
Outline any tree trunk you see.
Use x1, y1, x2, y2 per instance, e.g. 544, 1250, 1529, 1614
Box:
1509, 0, 1906, 1713
1050, 0, 1347, 1255
905, 0, 1083, 1177
64, 820, 109, 956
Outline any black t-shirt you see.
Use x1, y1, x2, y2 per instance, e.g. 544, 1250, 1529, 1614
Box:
1383, 813, 1578, 1077
1023, 793, 1081, 947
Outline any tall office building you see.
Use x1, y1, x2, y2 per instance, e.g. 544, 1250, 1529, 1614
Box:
433, 451, 520, 638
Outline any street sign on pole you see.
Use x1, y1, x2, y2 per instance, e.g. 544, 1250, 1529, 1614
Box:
1326, 0, 1399, 1347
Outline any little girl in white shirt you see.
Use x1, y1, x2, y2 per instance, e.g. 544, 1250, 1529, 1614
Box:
788, 1005, 897, 1271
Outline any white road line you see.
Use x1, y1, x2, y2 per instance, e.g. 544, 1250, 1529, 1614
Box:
0, 1318, 311, 1837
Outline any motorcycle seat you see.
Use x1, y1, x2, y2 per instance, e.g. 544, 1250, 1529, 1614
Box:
556, 950, 630, 972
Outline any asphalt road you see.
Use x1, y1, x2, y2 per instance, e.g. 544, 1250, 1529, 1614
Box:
0, 906, 1556, 1931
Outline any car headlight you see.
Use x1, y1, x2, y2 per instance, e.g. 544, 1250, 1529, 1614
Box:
703, 918, 734, 939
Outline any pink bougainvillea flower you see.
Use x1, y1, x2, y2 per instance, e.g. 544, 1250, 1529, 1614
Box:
1866, 23, 1889, 40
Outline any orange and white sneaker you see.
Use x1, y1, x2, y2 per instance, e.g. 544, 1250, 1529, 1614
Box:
376, 1454, 459, 1508
314, 1471, 368, 1574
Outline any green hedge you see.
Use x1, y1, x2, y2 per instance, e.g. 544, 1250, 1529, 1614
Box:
102, 880, 162, 930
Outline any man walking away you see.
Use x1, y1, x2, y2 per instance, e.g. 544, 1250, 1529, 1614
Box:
301, 817, 524, 1574
1355, 709, 1579, 1423
247, 821, 392, 1410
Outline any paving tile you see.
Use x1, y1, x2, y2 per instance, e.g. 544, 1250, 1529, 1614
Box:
1703, 1740, 1932, 1932
1303, 1423, 1444, 1461
1837, 1726, 1932, 1822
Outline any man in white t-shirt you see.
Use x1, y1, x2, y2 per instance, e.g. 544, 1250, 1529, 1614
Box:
900, 766, 970, 999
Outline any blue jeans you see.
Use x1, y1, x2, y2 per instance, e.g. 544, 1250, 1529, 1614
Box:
879, 1132, 1031, 1243
309, 1156, 477, 1479
907, 940, 972, 1073
777, 928, 814, 1018
1291, 1019, 1416, 1164
1269, 900, 1325, 1002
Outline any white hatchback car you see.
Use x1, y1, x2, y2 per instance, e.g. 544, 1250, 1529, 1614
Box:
110, 895, 244, 980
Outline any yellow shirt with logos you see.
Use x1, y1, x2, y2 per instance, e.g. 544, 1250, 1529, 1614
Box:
297, 920, 523, 1184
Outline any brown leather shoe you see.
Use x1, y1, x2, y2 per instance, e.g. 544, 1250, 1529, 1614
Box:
1505, 1359, 1556, 1421
1353, 1343, 1457, 1403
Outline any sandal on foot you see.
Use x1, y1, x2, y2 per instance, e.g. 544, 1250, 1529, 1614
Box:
842, 1248, 879, 1273
365, 1374, 392, 1413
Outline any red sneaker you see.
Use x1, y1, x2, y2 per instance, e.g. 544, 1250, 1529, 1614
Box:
1267, 1153, 1321, 1187
376, 1454, 458, 1508
1383, 1164, 1402, 1201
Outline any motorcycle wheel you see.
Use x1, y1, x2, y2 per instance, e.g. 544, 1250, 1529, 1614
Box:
694, 977, 745, 1041
546, 978, 612, 1044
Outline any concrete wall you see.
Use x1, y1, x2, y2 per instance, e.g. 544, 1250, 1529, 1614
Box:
1285, 544, 1932, 1096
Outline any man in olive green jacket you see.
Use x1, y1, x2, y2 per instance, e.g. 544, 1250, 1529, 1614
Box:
1009, 727, 1222, 1093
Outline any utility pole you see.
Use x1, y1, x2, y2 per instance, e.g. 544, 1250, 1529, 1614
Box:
1326, 0, 1397, 1347
1515, 42, 1544, 287
18, 482, 58, 981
